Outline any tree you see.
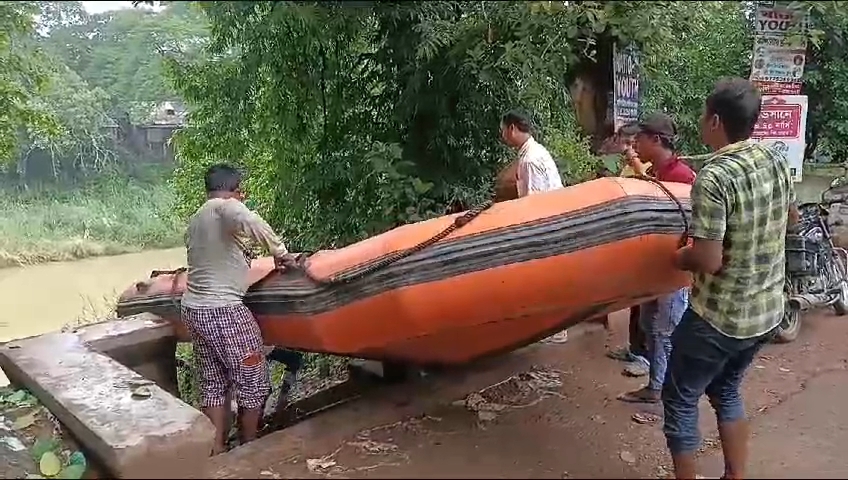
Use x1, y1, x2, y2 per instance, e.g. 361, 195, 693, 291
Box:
18, 62, 115, 181
802, 2, 848, 162
640, 1, 752, 155
165, 1, 708, 251
0, 2, 59, 165
37, 1, 209, 120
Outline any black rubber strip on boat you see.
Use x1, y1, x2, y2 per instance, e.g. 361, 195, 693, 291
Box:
116, 195, 691, 318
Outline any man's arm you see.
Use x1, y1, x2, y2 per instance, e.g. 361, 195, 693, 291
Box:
516, 158, 550, 197
675, 169, 726, 275
216, 199, 289, 256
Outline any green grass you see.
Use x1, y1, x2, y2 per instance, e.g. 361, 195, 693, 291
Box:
0, 171, 184, 269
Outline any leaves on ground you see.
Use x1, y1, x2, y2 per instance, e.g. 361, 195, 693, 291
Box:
1, 389, 38, 409
0, 388, 89, 479
68, 451, 86, 467
14, 412, 38, 430
39, 451, 62, 477
58, 463, 86, 479
31, 438, 60, 462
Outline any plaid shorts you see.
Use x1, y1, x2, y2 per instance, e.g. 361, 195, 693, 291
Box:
181, 303, 270, 410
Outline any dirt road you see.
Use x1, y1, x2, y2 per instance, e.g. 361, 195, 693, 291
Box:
210, 308, 848, 479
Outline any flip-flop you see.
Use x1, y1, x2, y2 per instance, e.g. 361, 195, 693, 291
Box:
617, 390, 661, 404
606, 346, 633, 362
623, 361, 649, 377
541, 331, 569, 344
632, 412, 661, 424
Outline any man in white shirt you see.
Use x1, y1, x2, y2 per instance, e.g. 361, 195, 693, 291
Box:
500, 110, 565, 196
499, 110, 568, 342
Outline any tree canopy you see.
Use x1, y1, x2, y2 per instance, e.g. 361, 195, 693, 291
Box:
0, 1, 208, 181
4, 1, 848, 249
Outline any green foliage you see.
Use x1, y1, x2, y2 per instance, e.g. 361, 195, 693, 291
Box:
37, 1, 209, 114
802, 2, 848, 162
19, 62, 116, 178
640, 1, 752, 156
0, 2, 60, 164
0, 167, 184, 267
168, 1, 695, 251
1, 1, 210, 179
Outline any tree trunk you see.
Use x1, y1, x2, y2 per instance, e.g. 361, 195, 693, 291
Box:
569, 35, 615, 153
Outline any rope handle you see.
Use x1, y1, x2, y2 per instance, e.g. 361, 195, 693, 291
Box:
632, 174, 691, 249
280, 201, 494, 286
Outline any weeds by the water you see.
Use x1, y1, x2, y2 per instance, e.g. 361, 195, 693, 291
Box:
0, 172, 184, 269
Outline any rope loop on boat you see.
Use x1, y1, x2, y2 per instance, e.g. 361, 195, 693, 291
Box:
149, 267, 187, 309
633, 174, 691, 247
289, 200, 495, 286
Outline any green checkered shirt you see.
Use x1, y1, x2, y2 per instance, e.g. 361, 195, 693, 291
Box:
689, 139, 795, 339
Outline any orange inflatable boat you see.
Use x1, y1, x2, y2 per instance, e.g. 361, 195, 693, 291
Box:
116, 177, 692, 367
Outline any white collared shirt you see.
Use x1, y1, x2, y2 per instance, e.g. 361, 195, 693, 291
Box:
516, 137, 564, 197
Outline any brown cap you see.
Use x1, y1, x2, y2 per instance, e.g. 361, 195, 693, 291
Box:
638, 112, 677, 139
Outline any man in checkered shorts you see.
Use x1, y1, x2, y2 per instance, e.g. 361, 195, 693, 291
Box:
181, 163, 295, 454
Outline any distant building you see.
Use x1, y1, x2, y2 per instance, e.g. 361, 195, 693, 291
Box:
115, 100, 188, 163
139, 101, 187, 162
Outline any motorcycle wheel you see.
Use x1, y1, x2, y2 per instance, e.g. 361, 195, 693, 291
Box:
832, 256, 848, 316
833, 280, 848, 315
775, 308, 802, 343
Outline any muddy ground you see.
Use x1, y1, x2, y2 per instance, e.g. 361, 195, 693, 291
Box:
209, 308, 848, 479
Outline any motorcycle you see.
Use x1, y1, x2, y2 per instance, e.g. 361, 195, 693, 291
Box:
777, 178, 848, 342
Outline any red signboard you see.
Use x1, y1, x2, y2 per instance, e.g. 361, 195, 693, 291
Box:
753, 80, 802, 95
752, 103, 802, 139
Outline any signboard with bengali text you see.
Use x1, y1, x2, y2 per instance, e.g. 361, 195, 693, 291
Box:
752, 95, 808, 182
750, 2, 807, 95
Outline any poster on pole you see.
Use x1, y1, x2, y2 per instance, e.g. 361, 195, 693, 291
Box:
749, 2, 808, 95
612, 43, 640, 130
751, 95, 808, 182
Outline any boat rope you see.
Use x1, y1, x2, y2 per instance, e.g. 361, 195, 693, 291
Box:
289, 200, 495, 286
135, 202, 494, 309
149, 267, 187, 309
633, 174, 690, 246
141, 177, 687, 297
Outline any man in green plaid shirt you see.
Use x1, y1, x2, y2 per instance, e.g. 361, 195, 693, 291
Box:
661, 77, 798, 480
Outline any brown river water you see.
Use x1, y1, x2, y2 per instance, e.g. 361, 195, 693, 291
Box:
0, 247, 186, 385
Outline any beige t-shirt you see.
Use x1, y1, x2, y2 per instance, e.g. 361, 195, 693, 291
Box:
182, 198, 287, 309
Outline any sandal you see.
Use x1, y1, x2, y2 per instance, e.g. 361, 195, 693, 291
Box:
541, 331, 569, 344
617, 388, 661, 404
632, 412, 661, 424
606, 346, 634, 362
623, 359, 649, 377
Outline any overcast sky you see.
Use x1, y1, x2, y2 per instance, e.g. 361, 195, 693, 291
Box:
81, 1, 162, 14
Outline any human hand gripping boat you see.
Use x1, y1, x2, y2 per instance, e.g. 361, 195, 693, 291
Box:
116, 176, 692, 367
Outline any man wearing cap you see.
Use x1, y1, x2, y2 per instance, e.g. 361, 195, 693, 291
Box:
618, 112, 695, 405
629, 113, 696, 185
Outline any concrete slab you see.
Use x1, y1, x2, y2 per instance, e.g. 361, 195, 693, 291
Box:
0, 322, 213, 479
77, 314, 180, 396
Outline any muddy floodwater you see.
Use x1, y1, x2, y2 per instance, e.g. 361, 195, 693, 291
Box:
0, 248, 186, 384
